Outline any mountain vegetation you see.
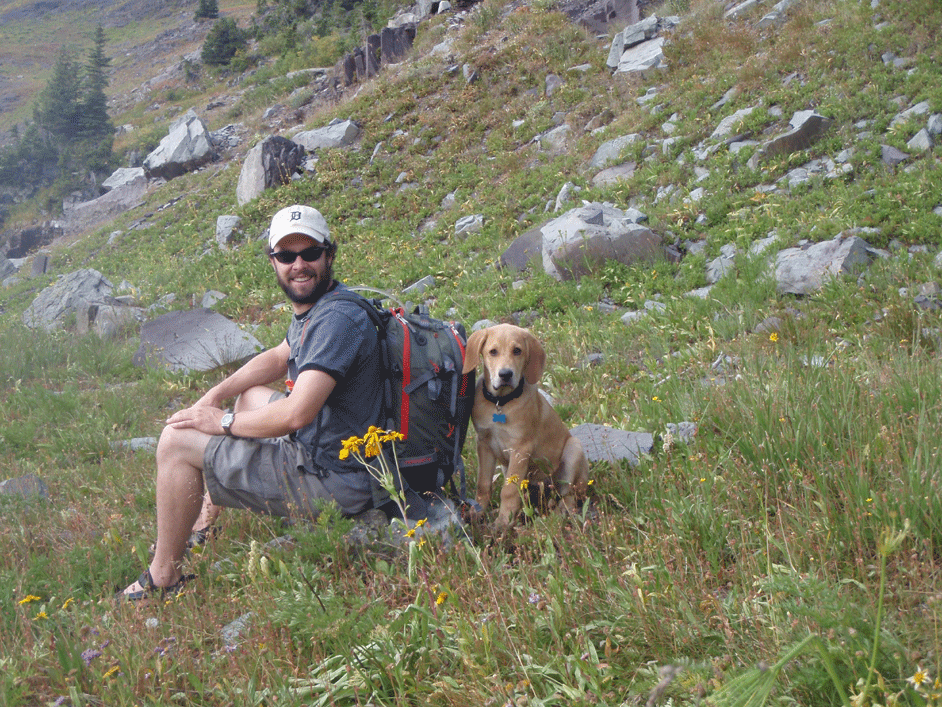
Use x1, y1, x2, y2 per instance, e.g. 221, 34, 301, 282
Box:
0, 0, 940, 705
0, 25, 113, 213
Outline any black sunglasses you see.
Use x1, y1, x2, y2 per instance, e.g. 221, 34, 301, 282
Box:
269, 245, 327, 264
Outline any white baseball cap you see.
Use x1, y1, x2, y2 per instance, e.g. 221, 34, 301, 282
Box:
269, 205, 331, 250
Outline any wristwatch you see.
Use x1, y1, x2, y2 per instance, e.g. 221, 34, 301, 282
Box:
220, 412, 237, 437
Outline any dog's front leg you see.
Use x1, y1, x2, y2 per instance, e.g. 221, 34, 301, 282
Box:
475, 438, 497, 513
495, 449, 531, 529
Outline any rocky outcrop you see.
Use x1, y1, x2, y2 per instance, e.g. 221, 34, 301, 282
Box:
340, 24, 417, 85
62, 171, 148, 233
101, 167, 146, 193
143, 108, 215, 180
775, 233, 883, 296
21, 268, 114, 332
541, 203, 662, 281
292, 119, 361, 151
1, 222, 63, 259
236, 135, 306, 206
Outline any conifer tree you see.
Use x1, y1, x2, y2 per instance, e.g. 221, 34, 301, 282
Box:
34, 49, 82, 147
194, 0, 219, 20
77, 25, 114, 171
78, 26, 112, 144
201, 18, 248, 66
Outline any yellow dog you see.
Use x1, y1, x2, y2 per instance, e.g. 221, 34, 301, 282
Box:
462, 324, 589, 528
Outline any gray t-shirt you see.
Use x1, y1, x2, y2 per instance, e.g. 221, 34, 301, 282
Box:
285, 283, 383, 474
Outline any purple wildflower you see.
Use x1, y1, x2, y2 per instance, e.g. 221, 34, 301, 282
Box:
81, 648, 102, 666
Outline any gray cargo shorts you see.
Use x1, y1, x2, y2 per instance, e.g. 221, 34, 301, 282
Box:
203, 433, 373, 518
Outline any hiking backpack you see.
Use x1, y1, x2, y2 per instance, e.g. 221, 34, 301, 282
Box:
333, 289, 476, 510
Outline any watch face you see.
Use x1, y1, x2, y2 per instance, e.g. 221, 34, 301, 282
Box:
222, 413, 234, 429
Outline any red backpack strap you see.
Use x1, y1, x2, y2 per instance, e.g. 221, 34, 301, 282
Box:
392, 308, 411, 439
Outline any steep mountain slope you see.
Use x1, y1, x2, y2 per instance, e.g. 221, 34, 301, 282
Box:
0, 0, 250, 132
0, 0, 941, 705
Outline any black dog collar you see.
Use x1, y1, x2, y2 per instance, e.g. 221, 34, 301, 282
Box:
481, 378, 526, 407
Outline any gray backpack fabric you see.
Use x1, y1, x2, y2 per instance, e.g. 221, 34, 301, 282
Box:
331, 291, 475, 518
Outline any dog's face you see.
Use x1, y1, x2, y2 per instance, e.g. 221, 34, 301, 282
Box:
463, 324, 546, 395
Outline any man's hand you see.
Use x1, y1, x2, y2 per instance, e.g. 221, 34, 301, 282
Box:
165, 405, 226, 436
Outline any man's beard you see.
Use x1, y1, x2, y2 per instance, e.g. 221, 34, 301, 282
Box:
277, 262, 333, 305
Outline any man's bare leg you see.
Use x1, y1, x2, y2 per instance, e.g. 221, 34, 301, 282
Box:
184, 385, 277, 537
192, 491, 220, 534
122, 426, 210, 593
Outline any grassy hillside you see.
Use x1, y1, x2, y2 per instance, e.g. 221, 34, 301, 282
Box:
1, 0, 941, 705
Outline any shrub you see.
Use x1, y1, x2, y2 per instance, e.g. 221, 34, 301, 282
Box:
201, 18, 248, 66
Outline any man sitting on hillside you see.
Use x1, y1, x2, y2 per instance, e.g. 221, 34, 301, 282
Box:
119, 204, 384, 600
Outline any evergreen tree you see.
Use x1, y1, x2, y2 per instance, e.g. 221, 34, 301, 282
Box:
77, 25, 114, 172
78, 26, 112, 143
194, 0, 219, 20
201, 18, 248, 66
7, 28, 114, 198
34, 49, 82, 147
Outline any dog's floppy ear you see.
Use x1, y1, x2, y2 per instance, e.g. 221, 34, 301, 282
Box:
523, 331, 546, 384
463, 329, 487, 374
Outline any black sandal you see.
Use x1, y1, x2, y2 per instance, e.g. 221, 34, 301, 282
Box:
116, 569, 196, 602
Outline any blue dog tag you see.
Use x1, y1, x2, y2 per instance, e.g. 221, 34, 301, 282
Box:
493, 413, 507, 424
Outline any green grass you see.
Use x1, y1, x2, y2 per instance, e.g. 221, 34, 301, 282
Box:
1, 0, 942, 704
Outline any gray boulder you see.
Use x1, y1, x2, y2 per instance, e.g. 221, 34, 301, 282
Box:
570, 424, 653, 466
568, 0, 640, 35
143, 109, 215, 180
101, 167, 146, 192
881, 144, 909, 167
79, 301, 146, 339
133, 308, 264, 373
292, 120, 361, 151
0, 257, 15, 280
613, 36, 666, 75
589, 133, 642, 169
62, 172, 148, 232
592, 162, 637, 186
236, 135, 306, 206
380, 24, 416, 64
22, 268, 114, 332
0, 474, 49, 500
499, 226, 543, 272
762, 110, 833, 160
541, 203, 662, 281
711, 106, 757, 139
775, 234, 876, 295
215, 215, 243, 249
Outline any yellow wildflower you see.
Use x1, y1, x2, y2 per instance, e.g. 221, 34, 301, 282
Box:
406, 528, 416, 538
908, 667, 931, 691
340, 435, 362, 460
18, 595, 41, 605
436, 592, 448, 605
33, 611, 48, 620
103, 665, 120, 679
506, 475, 519, 485
519, 479, 529, 491
770, 332, 779, 342
415, 518, 427, 527
62, 598, 74, 610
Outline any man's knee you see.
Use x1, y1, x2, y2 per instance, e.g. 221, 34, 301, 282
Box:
156, 425, 210, 469
234, 385, 280, 413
